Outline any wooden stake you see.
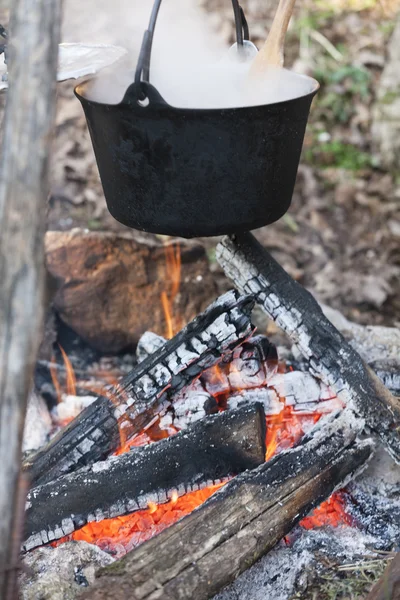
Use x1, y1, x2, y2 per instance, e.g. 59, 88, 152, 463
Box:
0, 0, 61, 597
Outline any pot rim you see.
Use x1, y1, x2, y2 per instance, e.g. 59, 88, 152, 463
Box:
75, 70, 320, 113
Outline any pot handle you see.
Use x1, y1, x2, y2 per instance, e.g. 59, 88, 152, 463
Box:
134, 0, 250, 101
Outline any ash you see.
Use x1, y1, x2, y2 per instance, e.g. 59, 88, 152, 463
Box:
213, 527, 385, 600
20, 541, 114, 600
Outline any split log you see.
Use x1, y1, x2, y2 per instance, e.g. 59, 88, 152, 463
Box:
0, 0, 61, 596
45, 229, 217, 353
23, 404, 266, 551
217, 233, 400, 463
82, 411, 373, 600
23, 290, 255, 487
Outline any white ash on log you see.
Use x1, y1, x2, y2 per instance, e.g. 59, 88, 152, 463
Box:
321, 304, 400, 371
23, 290, 255, 487
136, 332, 166, 363
81, 411, 373, 600
137, 332, 279, 430
217, 233, 400, 463
23, 390, 52, 454
24, 404, 266, 552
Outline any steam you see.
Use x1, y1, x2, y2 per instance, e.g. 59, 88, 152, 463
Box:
67, 0, 316, 108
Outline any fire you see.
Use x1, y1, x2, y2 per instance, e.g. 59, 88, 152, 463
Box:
47, 338, 352, 559
56, 484, 223, 558
265, 407, 321, 461
49, 344, 76, 404
161, 241, 182, 339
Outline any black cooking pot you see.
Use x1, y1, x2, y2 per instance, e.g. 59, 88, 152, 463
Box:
75, 0, 319, 238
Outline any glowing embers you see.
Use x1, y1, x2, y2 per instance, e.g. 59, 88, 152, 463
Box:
46, 332, 350, 559
300, 491, 353, 530
56, 485, 223, 559
265, 407, 321, 461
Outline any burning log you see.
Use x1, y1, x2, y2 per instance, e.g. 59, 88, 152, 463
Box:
23, 290, 255, 486
217, 233, 400, 463
24, 404, 266, 551
81, 411, 373, 600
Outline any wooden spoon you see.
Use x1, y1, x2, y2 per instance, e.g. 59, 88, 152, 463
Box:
249, 0, 297, 74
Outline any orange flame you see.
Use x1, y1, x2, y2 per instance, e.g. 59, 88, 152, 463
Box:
50, 344, 76, 404
161, 242, 182, 339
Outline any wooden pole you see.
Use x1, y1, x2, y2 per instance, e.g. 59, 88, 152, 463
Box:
0, 0, 61, 597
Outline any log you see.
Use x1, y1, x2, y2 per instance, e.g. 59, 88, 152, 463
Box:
23, 404, 266, 551
23, 290, 255, 486
217, 233, 400, 463
82, 411, 373, 600
0, 0, 61, 596
45, 229, 217, 353
366, 554, 400, 600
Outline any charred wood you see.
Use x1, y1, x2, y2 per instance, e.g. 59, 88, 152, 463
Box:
82, 411, 373, 600
217, 233, 400, 463
24, 404, 266, 551
23, 291, 255, 487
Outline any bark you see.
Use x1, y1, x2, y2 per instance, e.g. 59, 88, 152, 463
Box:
366, 554, 400, 600
23, 291, 255, 486
0, 0, 61, 597
45, 229, 217, 353
23, 404, 266, 551
82, 411, 373, 600
217, 233, 400, 463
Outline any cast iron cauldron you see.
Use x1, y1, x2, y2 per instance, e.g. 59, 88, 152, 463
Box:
75, 0, 319, 238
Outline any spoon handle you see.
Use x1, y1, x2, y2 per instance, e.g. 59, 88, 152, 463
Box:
250, 0, 297, 73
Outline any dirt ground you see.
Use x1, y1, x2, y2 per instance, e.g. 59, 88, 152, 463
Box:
48, 0, 400, 328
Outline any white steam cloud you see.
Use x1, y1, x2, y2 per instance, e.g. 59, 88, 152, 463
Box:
65, 0, 316, 108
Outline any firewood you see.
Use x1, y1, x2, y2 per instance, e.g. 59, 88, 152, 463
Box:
81, 411, 373, 600
23, 404, 266, 551
0, 0, 61, 597
217, 233, 400, 463
45, 229, 217, 353
23, 290, 255, 487
366, 554, 400, 600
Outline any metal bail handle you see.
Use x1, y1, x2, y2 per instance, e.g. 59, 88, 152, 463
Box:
134, 0, 250, 101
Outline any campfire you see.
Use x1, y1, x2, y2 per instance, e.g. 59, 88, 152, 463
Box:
18, 231, 400, 600
0, 0, 399, 597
